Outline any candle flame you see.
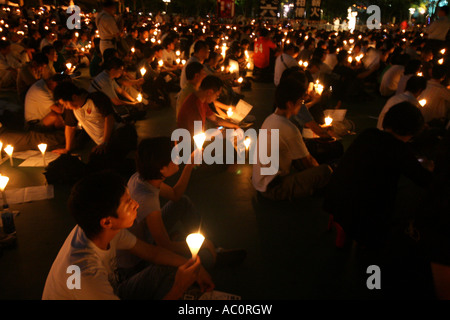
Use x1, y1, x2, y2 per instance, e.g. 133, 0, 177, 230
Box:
137, 93, 142, 102
0, 175, 9, 192
38, 143, 47, 154
186, 233, 205, 259
419, 99, 427, 107
140, 67, 146, 76
227, 107, 234, 118
324, 116, 333, 126
193, 133, 206, 150
4, 145, 13, 156
244, 137, 251, 149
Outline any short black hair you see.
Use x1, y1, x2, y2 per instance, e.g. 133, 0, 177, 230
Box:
103, 56, 124, 70
69, 172, 126, 238
193, 40, 208, 53
275, 79, 306, 110
200, 75, 223, 92
53, 82, 85, 101
405, 76, 427, 94
137, 137, 173, 181
185, 61, 204, 80
382, 101, 424, 136
404, 59, 422, 75
33, 52, 49, 66
432, 64, 447, 80
42, 45, 55, 56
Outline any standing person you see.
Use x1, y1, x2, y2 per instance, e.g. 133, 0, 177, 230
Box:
425, 6, 450, 55
42, 171, 214, 300
252, 28, 277, 82
96, 0, 120, 55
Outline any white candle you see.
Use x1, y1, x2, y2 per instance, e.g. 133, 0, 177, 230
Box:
38, 143, 47, 167
140, 67, 146, 77
0, 174, 9, 206
136, 93, 142, 103
4, 145, 13, 166
186, 233, 205, 259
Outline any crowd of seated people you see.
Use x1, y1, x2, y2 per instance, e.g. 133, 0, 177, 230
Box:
0, 1, 449, 300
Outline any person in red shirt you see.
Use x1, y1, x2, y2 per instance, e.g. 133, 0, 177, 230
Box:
252, 28, 277, 82
177, 75, 239, 138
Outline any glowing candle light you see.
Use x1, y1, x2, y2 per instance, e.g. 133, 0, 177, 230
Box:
0, 141, 2, 160
237, 77, 243, 84
419, 99, 427, 107
176, 50, 181, 56
227, 107, 233, 118
348, 56, 353, 63
158, 60, 164, 67
303, 61, 308, 68
244, 137, 251, 149
0, 174, 9, 206
66, 62, 72, 71
324, 116, 333, 126
186, 233, 205, 259
136, 93, 142, 102
140, 67, 146, 77
438, 58, 444, 65
417, 72, 423, 77
4, 145, 13, 166
441, 49, 446, 55
176, 58, 181, 64
181, 59, 186, 65
38, 143, 47, 167
246, 62, 251, 69
221, 66, 225, 72
193, 132, 206, 150
131, 47, 135, 53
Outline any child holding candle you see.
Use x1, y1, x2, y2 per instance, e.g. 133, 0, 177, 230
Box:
116, 137, 246, 271
42, 171, 214, 300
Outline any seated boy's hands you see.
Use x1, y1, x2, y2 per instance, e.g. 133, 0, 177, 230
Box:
173, 256, 201, 295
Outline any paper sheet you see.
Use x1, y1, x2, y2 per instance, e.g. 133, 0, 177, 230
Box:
12, 150, 40, 160
229, 99, 253, 124
323, 109, 347, 122
1, 185, 54, 205
18, 153, 60, 167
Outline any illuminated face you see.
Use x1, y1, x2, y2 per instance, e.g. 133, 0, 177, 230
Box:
112, 189, 139, 229
206, 88, 221, 104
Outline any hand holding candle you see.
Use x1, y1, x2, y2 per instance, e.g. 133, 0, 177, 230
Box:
186, 233, 205, 260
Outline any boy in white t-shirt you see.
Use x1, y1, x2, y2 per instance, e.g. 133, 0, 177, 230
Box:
42, 171, 214, 300
252, 79, 332, 201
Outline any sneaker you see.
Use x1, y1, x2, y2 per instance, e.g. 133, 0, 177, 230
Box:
214, 248, 247, 268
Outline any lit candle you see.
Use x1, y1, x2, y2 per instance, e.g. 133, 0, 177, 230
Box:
227, 107, 233, 118
0, 174, 9, 206
348, 56, 353, 63
303, 61, 308, 68
140, 67, 146, 77
221, 66, 225, 72
237, 77, 243, 84
181, 59, 186, 65
158, 60, 164, 67
66, 63, 72, 71
417, 72, 423, 77
38, 143, 47, 167
314, 80, 324, 95
324, 116, 333, 126
4, 145, 13, 166
244, 137, 251, 149
419, 99, 427, 107
193, 132, 206, 150
0, 141, 2, 161
136, 93, 142, 103
186, 233, 205, 259
441, 49, 446, 55
176, 50, 181, 56
131, 47, 135, 53
438, 58, 444, 65
299, 60, 303, 66
176, 58, 181, 64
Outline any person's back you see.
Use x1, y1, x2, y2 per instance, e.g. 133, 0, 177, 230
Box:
24, 79, 53, 122
324, 102, 432, 248
253, 30, 276, 69
417, 65, 450, 123
380, 64, 405, 97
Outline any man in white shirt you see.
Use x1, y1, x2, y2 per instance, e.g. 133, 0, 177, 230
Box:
53, 82, 117, 155
377, 76, 427, 130
379, 55, 409, 97
252, 79, 332, 201
180, 40, 209, 90
42, 171, 213, 300
426, 6, 450, 42
96, 0, 120, 54
274, 43, 300, 87
417, 65, 450, 123
88, 57, 139, 107
24, 74, 68, 130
